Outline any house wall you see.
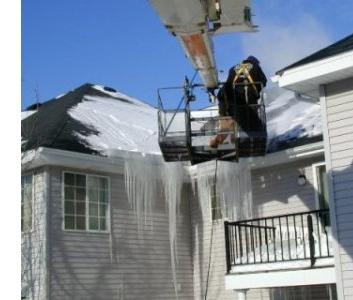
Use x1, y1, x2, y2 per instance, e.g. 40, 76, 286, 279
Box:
21, 168, 48, 300
251, 157, 322, 218
191, 156, 335, 300
47, 166, 194, 300
322, 77, 353, 300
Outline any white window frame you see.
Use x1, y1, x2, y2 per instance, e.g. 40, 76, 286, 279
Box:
21, 173, 34, 233
209, 180, 223, 222
62, 171, 111, 233
312, 162, 328, 210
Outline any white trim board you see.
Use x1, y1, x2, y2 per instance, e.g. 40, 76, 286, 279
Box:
312, 161, 326, 210
189, 141, 324, 178
274, 50, 353, 98
249, 141, 324, 170
21, 147, 192, 182
319, 85, 344, 300
23, 141, 324, 178
231, 258, 334, 274
21, 147, 162, 175
225, 267, 336, 290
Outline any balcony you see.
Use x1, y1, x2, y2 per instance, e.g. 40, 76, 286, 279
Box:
224, 209, 336, 290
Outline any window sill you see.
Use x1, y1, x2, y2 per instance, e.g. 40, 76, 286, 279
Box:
62, 229, 110, 234
212, 219, 224, 225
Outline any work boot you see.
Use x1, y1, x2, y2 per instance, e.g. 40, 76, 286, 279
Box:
209, 134, 227, 148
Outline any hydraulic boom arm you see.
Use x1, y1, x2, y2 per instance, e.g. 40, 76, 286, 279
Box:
149, 0, 256, 89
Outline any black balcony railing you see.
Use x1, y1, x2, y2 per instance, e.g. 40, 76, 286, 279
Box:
224, 209, 333, 273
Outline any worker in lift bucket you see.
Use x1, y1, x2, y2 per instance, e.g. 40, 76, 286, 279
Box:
209, 55, 267, 148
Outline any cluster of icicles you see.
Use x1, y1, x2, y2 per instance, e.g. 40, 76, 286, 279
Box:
124, 155, 252, 299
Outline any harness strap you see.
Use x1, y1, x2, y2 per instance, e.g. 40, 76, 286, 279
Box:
232, 63, 258, 95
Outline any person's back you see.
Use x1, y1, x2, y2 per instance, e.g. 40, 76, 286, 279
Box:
218, 56, 267, 117
210, 56, 267, 148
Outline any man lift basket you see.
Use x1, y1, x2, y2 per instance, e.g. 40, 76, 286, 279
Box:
157, 73, 267, 165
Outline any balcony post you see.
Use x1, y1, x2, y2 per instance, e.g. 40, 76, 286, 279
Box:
307, 214, 316, 266
224, 221, 231, 273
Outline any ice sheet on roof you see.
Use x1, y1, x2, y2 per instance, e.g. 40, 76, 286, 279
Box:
265, 87, 322, 151
21, 110, 36, 120
68, 85, 160, 155
67, 84, 322, 156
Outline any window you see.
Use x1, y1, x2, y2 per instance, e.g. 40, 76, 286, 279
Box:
63, 172, 109, 232
21, 175, 33, 232
210, 181, 222, 221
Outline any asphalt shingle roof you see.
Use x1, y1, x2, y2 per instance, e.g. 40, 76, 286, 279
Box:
21, 83, 323, 157
22, 84, 117, 155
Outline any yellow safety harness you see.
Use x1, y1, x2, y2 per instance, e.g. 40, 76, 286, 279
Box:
232, 63, 258, 95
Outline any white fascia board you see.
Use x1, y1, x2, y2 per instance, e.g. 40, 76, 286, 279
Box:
188, 141, 324, 178
225, 267, 336, 290
249, 141, 324, 170
277, 50, 353, 88
21, 147, 190, 179
23, 141, 323, 177
22, 148, 128, 174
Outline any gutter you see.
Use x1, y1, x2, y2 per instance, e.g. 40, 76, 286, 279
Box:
21, 147, 191, 179
188, 141, 324, 178
21, 147, 126, 174
274, 50, 353, 89
248, 141, 324, 170
23, 141, 324, 177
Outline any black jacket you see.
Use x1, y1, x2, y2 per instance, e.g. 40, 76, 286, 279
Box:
218, 59, 267, 117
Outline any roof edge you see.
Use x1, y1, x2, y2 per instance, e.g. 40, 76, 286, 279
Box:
22, 141, 324, 175
188, 141, 324, 177
276, 50, 353, 91
249, 141, 324, 170
21, 147, 176, 174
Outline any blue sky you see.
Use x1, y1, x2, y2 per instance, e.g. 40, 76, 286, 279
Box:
22, 0, 353, 110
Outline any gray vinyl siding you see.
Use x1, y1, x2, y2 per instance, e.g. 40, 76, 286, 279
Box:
251, 158, 322, 218
191, 157, 333, 300
22, 169, 48, 300
324, 77, 353, 299
48, 167, 194, 300
250, 157, 334, 300
191, 196, 268, 300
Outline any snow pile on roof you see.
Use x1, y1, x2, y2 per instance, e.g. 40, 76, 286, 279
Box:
68, 85, 160, 155
66, 84, 321, 156
265, 87, 322, 151
21, 110, 36, 120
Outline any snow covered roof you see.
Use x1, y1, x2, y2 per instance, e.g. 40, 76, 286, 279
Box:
21, 83, 322, 157
21, 83, 159, 156
68, 85, 159, 155
21, 110, 37, 120
265, 87, 322, 152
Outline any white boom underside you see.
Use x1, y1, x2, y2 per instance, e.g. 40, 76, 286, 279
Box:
149, 0, 256, 88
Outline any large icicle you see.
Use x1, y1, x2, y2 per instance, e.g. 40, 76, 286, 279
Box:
192, 159, 253, 222
124, 154, 186, 299
125, 153, 253, 300
124, 154, 162, 234
162, 162, 186, 300
216, 160, 253, 221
